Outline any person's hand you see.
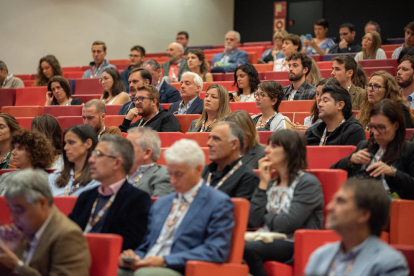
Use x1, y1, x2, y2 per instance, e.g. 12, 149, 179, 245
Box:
125, 107, 139, 121
232, 95, 240, 102
45, 91, 53, 106
135, 256, 166, 268
339, 39, 348, 49
366, 161, 394, 177
349, 149, 371, 165
118, 249, 141, 269
0, 225, 23, 252
258, 156, 274, 190
304, 38, 316, 48
294, 123, 308, 134
0, 243, 19, 272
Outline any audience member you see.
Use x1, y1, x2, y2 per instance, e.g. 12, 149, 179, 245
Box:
117, 139, 234, 276
169, 72, 204, 115
365, 20, 381, 34
126, 127, 173, 196
0, 61, 24, 88
44, 76, 82, 106
142, 59, 181, 103
162, 42, 189, 82
176, 31, 190, 55
120, 85, 181, 132
261, 30, 289, 64
397, 56, 414, 108
83, 99, 122, 137
232, 63, 261, 102
0, 114, 19, 169
306, 178, 408, 276
305, 84, 366, 146
305, 58, 322, 86
187, 84, 231, 132
202, 121, 259, 200
0, 170, 91, 275
284, 53, 317, 101
355, 31, 386, 61
69, 135, 151, 250
329, 23, 362, 54
244, 130, 324, 276
211, 30, 249, 73
397, 46, 414, 64
31, 114, 64, 170
331, 55, 367, 110
100, 67, 129, 105
224, 110, 265, 169
303, 19, 335, 56
121, 45, 146, 92
83, 41, 116, 78
273, 34, 302, 72
49, 124, 101, 196
34, 55, 63, 86
252, 81, 292, 131
392, 22, 414, 59
358, 71, 414, 129
187, 48, 213, 83
352, 62, 368, 89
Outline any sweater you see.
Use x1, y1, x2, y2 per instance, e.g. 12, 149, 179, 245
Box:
119, 109, 181, 132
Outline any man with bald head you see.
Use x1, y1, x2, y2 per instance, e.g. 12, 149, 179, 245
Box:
82, 99, 122, 137
161, 42, 189, 82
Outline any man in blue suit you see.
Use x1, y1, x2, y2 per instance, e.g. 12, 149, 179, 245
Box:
211, 31, 249, 73
306, 179, 409, 276
169, 72, 204, 115
118, 139, 234, 276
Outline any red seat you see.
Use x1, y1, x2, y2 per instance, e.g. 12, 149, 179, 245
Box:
15, 117, 34, 129
243, 41, 272, 47
309, 55, 323, 62
258, 131, 273, 145
253, 64, 274, 72
365, 130, 370, 140
57, 116, 83, 131
175, 114, 202, 132
199, 92, 206, 99
204, 81, 237, 92
75, 78, 102, 94
106, 105, 123, 115
0, 89, 16, 111
53, 196, 78, 216
390, 199, 414, 245
279, 100, 313, 113
359, 59, 398, 68
406, 128, 414, 141
14, 74, 32, 81
319, 69, 332, 78
184, 132, 210, 147
2, 106, 44, 117
23, 80, 35, 87
158, 147, 210, 166
307, 146, 356, 169
161, 103, 172, 110
381, 45, 400, 51
316, 61, 333, 70
0, 196, 11, 225
63, 72, 84, 79
282, 112, 310, 125
364, 66, 397, 77
265, 71, 289, 81
222, 73, 234, 81
230, 102, 261, 113
76, 94, 101, 103
15, 87, 48, 106
392, 245, 414, 275
44, 106, 83, 117
212, 73, 224, 81
108, 59, 130, 66
158, 132, 185, 147
61, 66, 83, 72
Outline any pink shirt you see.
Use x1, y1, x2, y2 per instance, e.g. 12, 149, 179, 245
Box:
98, 178, 125, 196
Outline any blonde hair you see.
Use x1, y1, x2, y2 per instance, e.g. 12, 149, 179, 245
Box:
362, 31, 382, 59
223, 110, 259, 149
306, 58, 323, 86
273, 30, 289, 51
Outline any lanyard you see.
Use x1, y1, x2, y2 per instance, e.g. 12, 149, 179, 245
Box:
134, 164, 156, 183
206, 160, 242, 189
86, 193, 116, 229
64, 183, 80, 196
138, 112, 159, 127
90, 64, 103, 78
328, 256, 356, 276
200, 119, 215, 132
98, 126, 106, 138
319, 119, 345, 146
175, 101, 187, 115
256, 113, 276, 130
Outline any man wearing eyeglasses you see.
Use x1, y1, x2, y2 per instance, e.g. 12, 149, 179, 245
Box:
119, 85, 181, 132
69, 135, 152, 251
121, 46, 146, 93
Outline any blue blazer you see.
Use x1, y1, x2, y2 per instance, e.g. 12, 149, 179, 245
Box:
159, 81, 181, 104
305, 236, 409, 276
211, 49, 249, 73
135, 183, 234, 273
168, 97, 204, 115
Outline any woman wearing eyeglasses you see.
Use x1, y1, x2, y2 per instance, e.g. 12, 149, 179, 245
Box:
332, 99, 414, 200
357, 71, 414, 129
45, 76, 82, 106
261, 30, 289, 64
354, 31, 387, 62
100, 67, 130, 105
49, 124, 101, 196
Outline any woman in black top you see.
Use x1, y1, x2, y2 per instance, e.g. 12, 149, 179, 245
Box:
45, 76, 82, 106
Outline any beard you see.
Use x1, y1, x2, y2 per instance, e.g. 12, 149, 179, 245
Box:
138, 104, 153, 117
288, 71, 304, 81
94, 120, 103, 134
397, 75, 413, 89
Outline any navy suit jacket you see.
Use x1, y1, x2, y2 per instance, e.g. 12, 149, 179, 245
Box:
159, 81, 181, 104
168, 96, 204, 115
135, 183, 234, 273
211, 49, 249, 73
69, 180, 151, 251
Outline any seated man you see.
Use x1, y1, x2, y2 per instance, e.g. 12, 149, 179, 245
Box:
364, 20, 381, 34
305, 84, 366, 146
328, 23, 362, 54
331, 55, 366, 110
0, 60, 24, 88
176, 31, 190, 55
169, 72, 204, 115
126, 126, 174, 197
211, 30, 249, 73
83, 41, 116, 79
0, 169, 90, 275
283, 52, 317, 101
69, 135, 152, 251
161, 42, 189, 82
121, 45, 146, 93
83, 99, 122, 137
306, 179, 409, 276
393, 22, 414, 59
119, 85, 181, 133
117, 139, 234, 276
397, 55, 414, 109
142, 60, 181, 104
203, 122, 259, 200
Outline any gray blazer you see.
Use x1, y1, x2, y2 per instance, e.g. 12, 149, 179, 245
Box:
242, 144, 266, 170
187, 119, 200, 132
131, 165, 174, 197
306, 236, 409, 276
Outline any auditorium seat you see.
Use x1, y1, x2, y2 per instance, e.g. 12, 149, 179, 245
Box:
61, 66, 83, 72
57, 116, 83, 131
307, 146, 356, 169
75, 78, 102, 94
282, 112, 310, 125
0, 196, 11, 225
0, 88, 16, 111
44, 106, 83, 117
253, 64, 273, 72
2, 106, 44, 117
390, 199, 414, 245
161, 103, 172, 110
158, 132, 185, 147
365, 130, 370, 140
23, 80, 35, 87
63, 72, 84, 79
381, 44, 401, 51
15, 117, 34, 129
322, 53, 357, 61
106, 105, 123, 115
199, 92, 206, 99
309, 55, 323, 62
279, 100, 313, 113
212, 73, 224, 81
364, 66, 397, 77
258, 131, 272, 145
406, 128, 414, 141
54, 196, 78, 216
76, 94, 101, 103
185, 132, 210, 147
14, 74, 32, 81
264, 71, 288, 80
243, 41, 272, 47
319, 69, 332, 78
359, 59, 398, 68
392, 245, 414, 275
175, 114, 202, 132
316, 61, 333, 70
158, 147, 210, 166
15, 87, 48, 106
108, 59, 130, 66
230, 102, 260, 114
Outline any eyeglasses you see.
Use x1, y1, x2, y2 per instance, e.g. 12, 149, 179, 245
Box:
132, 96, 154, 103
253, 92, 268, 99
129, 54, 140, 58
367, 123, 387, 133
99, 77, 111, 83
91, 150, 117, 159
274, 37, 282, 40
365, 84, 386, 91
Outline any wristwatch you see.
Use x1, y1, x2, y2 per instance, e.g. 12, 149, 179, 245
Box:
390, 166, 397, 177
13, 260, 24, 274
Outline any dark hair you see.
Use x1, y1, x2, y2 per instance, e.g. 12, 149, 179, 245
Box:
268, 130, 308, 185
92, 41, 107, 52
339, 23, 355, 33
0, 113, 20, 137
282, 34, 303, 52
188, 48, 209, 74
35, 55, 63, 86
321, 84, 353, 119
233, 63, 261, 96
101, 67, 126, 100
177, 31, 189, 39
332, 55, 357, 78
31, 115, 63, 156
397, 46, 414, 64
315, 19, 329, 29
129, 68, 152, 84
141, 59, 161, 71
310, 78, 340, 124
365, 21, 381, 33
352, 63, 368, 89
286, 52, 313, 76
55, 125, 98, 188
405, 22, 414, 32
0, 61, 7, 72
257, 81, 284, 112
400, 55, 414, 70
137, 85, 160, 106
343, 179, 390, 237
47, 76, 72, 105
130, 45, 146, 57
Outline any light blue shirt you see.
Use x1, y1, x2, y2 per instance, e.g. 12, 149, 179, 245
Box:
48, 169, 101, 196
406, 91, 414, 109
177, 96, 198, 114
330, 237, 369, 276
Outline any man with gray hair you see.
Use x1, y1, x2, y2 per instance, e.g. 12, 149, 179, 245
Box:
203, 121, 259, 200
126, 127, 173, 196
0, 60, 24, 88
118, 139, 234, 276
0, 169, 91, 275
69, 135, 151, 251
168, 72, 204, 115
211, 31, 249, 73
83, 99, 122, 137
162, 42, 190, 82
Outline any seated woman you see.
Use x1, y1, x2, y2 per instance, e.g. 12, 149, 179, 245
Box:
244, 130, 324, 276
273, 34, 302, 72
0, 114, 20, 169
100, 67, 130, 105
188, 84, 231, 132
45, 76, 82, 106
31, 114, 64, 170
187, 48, 213, 83
261, 30, 288, 64
358, 71, 414, 129
232, 63, 260, 102
355, 31, 387, 62
0, 129, 54, 194
223, 110, 265, 169
332, 99, 414, 200
306, 58, 322, 86
352, 63, 368, 89
303, 19, 335, 56
49, 124, 101, 196
34, 55, 63, 86
252, 81, 292, 131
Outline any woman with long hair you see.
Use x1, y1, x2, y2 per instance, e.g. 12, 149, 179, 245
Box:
262, 30, 289, 64
100, 67, 129, 105
355, 31, 387, 62
303, 19, 335, 56
306, 58, 323, 86
232, 63, 261, 102
45, 76, 82, 106
34, 55, 63, 86
187, 48, 213, 83
352, 63, 368, 89
0, 113, 20, 169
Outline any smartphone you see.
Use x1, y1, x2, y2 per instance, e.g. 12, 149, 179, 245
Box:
122, 257, 136, 263
228, 92, 234, 101
306, 34, 312, 41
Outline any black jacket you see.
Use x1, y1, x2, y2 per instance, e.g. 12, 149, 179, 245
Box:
328, 41, 362, 54
168, 96, 204, 115
119, 109, 181, 133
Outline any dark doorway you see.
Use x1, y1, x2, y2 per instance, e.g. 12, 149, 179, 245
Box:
288, 1, 323, 36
